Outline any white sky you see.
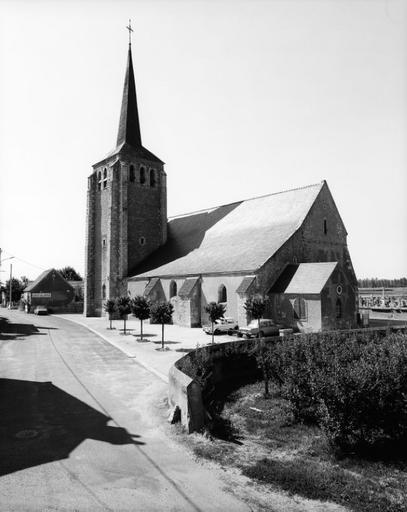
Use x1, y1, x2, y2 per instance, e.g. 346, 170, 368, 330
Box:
0, 0, 406, 282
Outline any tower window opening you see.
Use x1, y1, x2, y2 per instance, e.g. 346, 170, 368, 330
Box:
218, 284, 227, 304
102, 284, 106, 300
103, 168, 107, 179
103, 180, 107, 189
139, 236, 146, 246
170, 280, 177, 298
324, 218, 328, 235
97, 171, 102, 191
150, 169, 156, 187
140, 167, 146, 184
129, 164, 135, 183
336, 298, 342, 319
102, 239, 106, 247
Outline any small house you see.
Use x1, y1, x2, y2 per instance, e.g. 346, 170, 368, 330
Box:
23, 269, 75, 312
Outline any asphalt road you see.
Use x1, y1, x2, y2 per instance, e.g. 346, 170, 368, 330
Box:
0, 310, 249, 512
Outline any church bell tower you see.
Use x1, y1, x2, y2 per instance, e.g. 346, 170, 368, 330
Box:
85, 26, 167, 316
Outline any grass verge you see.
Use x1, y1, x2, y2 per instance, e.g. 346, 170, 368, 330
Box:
176, 382, 407, 512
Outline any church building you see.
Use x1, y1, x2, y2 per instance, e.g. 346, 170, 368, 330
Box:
85, 37, 358, 333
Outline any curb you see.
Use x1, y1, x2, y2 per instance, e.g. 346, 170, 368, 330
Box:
53, 315, 169, 384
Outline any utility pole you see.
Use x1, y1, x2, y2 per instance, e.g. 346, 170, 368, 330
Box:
9, 263, 12, 309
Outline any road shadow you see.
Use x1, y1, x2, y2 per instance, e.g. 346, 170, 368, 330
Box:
0, 316, 58, 341
0, 378, 144, 476
132, 333, 156, 338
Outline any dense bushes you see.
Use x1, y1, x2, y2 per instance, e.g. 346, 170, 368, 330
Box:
264, 331, 407, 456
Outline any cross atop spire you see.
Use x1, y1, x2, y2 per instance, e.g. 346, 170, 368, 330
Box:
126, 19, 133, 46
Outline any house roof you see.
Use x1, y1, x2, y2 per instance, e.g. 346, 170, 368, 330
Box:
24, 269, 73, 293
130, 182, 325, 279
270, 262, 338, 295
24, 269, 51, 292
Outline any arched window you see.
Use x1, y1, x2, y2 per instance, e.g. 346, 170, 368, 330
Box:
336, 298, 342, 319
102, 284, 106, 300
169, 280, 177, 298
150, 169, 156, 187
218, 284, 227, 303
324, 218, 328, 235
97, 171, 102, 191
294, 297, 307, 320
140, 166, 146, 184
129, 164, 135, 183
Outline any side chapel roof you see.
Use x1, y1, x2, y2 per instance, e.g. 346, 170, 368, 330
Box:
130, 181, 327, 279
270, 262, 338, 294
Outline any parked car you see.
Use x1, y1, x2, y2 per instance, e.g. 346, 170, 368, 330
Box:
203, 317, 238, 335
34, 305, 48, 315
238, 318, 283, 338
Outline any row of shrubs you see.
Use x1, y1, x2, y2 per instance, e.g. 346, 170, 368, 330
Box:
183, 327, 407, 458
251, 329, 407, 457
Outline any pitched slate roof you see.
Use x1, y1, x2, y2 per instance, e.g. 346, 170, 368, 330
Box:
24, 269, 51, 292
178, 277, 200, 298
24, 269, 73, 293
130, 182, 325, 279
236, 276, 256, 294
93, 46, 163, 168
143, 277, 160, 297
117, 46, 142, 149
270, 262, 338, 295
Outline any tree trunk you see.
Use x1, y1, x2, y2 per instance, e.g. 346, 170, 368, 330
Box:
258, 317, 261, 337
211, 321, 214, 344
140, 319, 143, 340
124, 317, 127, 335
109, 317, 112, 329
161, 323, 164, 349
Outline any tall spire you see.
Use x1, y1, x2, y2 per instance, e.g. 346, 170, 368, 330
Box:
116, 25, 142, 149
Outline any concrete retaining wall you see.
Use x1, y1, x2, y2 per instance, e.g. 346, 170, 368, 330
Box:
168, 365, 205, 433
169, 325, 407, 433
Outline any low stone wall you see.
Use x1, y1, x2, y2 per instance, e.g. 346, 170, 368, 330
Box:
168, 337, 263, 432
168, 365, 205, 433
169, 325, 407, 433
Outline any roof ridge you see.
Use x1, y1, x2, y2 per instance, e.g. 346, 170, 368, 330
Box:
169, 181, 325, 220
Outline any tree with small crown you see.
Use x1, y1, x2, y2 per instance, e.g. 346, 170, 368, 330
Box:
151, 302, 174, 350
104, 299, 117, 329
116, 296, 132, 335
131, 296, 151, 341
244, 297, 266, 337
204, 302, 226, 344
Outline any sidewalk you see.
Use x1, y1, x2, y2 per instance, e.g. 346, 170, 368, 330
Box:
55, 314, 240, 383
